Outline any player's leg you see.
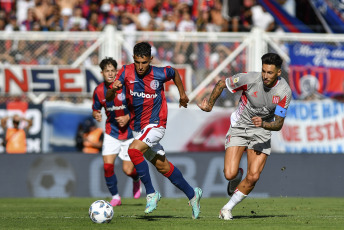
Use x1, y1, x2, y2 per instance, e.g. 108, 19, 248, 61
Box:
102, 134, 122, 206
103, 154, 121, 206
127, 138, 159, 214
119, 138, 141, 199
148, 144, 202, 219
220, 148, 268, 220
219, 146, 246, 220
122, 160, 141, 199
224, 146, 246, 196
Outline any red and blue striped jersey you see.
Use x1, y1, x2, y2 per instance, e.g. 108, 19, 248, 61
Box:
114, 63, 175, 132
92, 82, 133, 140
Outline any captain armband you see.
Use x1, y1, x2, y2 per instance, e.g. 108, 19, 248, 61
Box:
274, 105, 287, 118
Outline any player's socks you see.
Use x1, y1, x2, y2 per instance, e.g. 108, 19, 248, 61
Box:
104, 163, 118, 195
128, 149, 155, 194
163, 162, 195, 200
223, 189, 247, 211
128, 167, 139, 181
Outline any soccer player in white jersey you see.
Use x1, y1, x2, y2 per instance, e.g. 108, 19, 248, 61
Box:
198, 53, 292, 220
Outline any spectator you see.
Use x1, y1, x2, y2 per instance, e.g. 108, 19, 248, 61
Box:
75, 118, 103, 154
16, 0, 35, 25
68, 6, 87, 31
251, 2, 276, 32
1, 114, 33, 154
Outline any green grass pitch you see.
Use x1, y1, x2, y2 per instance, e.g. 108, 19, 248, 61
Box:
0, 197, 343, 230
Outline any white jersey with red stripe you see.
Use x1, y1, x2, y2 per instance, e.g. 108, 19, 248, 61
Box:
225, 72, 292, 128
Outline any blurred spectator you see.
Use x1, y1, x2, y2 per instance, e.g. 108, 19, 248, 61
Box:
209, 0, 227, 32
251, 2, 276, 32
222, 0, 242, 32
16, 0, 35, 25
87, 11, 103, 31
161, 11, 176, 31
197, 9, 217, 32
68, 6, 87, 31
5, 15, 25, 32
75, 118, 103, 154
1, 114, 33, 154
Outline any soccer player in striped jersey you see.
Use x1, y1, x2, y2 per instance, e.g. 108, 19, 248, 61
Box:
92, 57, 141, 207
198, 53, 292, 220
106, 42, 202, 219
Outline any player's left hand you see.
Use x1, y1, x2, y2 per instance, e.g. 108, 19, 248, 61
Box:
252, 116, 263, 127
179, 94, 189, 108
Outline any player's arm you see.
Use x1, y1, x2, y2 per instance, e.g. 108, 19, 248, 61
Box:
172, 68, 189, 108
252, 115, 285, 131
105, 80, 123, 102
198, 80, 226, 112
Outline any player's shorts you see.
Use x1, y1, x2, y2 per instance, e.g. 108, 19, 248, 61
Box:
133, 124, 166, 162
225, 125, 272, 155
102, 133, 134, 161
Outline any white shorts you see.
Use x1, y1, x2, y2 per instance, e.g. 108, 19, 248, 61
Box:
133, 124, 166, 161
102, 133, 134, 161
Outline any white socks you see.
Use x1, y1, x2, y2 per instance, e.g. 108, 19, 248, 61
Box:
112, 194, 120, 200
223, 189, 247, 211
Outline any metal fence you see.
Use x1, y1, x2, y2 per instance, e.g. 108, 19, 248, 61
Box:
2, 26, 344, 105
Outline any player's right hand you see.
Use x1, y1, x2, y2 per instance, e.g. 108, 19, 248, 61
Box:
112, 80, 123, 91
92, 110, 102, 122
198, 98, 212, 112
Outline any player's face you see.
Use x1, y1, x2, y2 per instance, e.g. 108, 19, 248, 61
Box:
133, 55, 153, 76
261, 64, 281, 88
101, 64, 117, 85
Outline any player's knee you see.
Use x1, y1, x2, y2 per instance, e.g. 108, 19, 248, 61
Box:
246, 172, 260, 185
223, 168, 238, 181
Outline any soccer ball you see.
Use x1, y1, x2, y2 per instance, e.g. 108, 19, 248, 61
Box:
89, 200, 114, 224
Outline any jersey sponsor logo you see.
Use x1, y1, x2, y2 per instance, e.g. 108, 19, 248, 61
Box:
117, 93, 126, 101
252, 91, 258, 97
130, 89, 157, 99
106, 105, 126, 111
272, 96, 280, 104
150, 80, 159, 90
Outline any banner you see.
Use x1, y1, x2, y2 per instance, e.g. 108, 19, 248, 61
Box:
257, 0, 313, 33
288, 43, 344, 99
272, 99, 344, 154
0, 65, 192, 95
310, 0, 344, 33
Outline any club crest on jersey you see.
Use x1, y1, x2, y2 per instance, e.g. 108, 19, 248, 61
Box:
233, 77, 239, 83
117, 93, 126, 101
150, 80, 159, 90
272, 96, 280, 104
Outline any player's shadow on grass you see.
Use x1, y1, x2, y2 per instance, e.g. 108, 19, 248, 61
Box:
235, 215, 288, 219
137, 215, 186, 221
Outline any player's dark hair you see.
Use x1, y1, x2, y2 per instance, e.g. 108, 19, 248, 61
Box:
133, 42, 151, 58
261, 53, 283, 69
99, 57, 117, 71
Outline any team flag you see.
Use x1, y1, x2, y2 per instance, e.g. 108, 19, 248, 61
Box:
257, 0, 314, 33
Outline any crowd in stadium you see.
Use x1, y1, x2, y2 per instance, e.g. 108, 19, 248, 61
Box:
0, 0, 320, 33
